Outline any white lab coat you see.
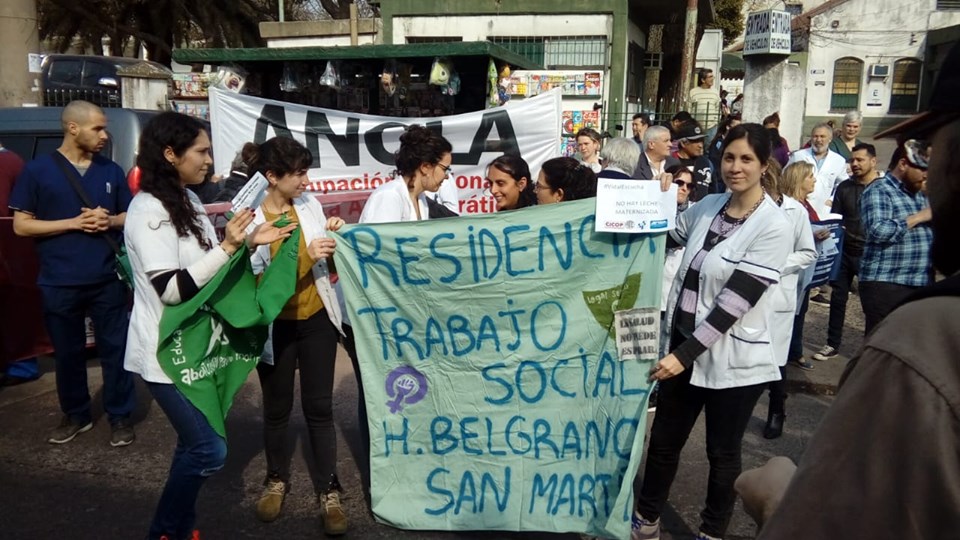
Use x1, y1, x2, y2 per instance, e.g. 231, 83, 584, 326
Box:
251, 194, 346, 363
663, 193, 792, 389
359, 177, 430, 224
767, 196, 817, 365
786, 148, 848, 219
661, 203, 693, 313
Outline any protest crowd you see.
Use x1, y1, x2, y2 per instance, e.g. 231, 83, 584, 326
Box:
0, 47, 953, 540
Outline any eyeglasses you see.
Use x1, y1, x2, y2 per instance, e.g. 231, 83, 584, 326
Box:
534, 183, 553, 193
673, 179, 693, 189
437, 162, 453, 177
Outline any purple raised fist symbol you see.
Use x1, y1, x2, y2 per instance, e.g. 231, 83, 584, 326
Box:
385, 366, 428, 414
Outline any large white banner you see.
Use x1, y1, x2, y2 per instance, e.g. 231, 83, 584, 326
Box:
209, 88, 562, 215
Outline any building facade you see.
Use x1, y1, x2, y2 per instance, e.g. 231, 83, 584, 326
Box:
795, 0, 960, 132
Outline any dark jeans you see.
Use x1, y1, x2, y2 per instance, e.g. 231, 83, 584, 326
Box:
146, 382, 227, 540
39, 280, 135, 425
767, 366, 787, 415
339, 324, 370, 492
859, 281, 921, 336
257, 308, 339, 493
788, 287, 811, 363
636, 369, 766, 537
826, 251, 861, 349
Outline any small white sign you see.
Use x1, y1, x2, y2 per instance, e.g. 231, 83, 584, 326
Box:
743, 9, 792, 56
615, 307, 660, 361
230, 171, 270, 233
28, 53, 43, 74
595, 179, 677, 233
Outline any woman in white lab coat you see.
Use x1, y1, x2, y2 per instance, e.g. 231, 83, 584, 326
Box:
359, 125, 453, 224
633, 124, 792, 540
760, 159, 817, 439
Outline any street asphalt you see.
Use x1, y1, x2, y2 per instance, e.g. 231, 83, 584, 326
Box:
0, 290, 865, 540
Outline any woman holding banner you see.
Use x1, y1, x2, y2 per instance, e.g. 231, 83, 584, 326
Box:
534, 157, 598, 204
359, 125, 452, 223
487, 154, 536, 211
244, 136, 354, 536
634, 124, 791, 540
124, 112, 295, 540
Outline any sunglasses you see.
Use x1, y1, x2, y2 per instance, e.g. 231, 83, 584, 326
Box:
673, 179, 693, 189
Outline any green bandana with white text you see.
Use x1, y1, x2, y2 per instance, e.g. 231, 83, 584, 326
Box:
157, 229, 300, 438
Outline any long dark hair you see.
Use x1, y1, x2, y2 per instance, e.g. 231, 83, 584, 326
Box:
395, 125, 453, 187
721, 123, 772, 164
540, 157, 597, 202
488, 154, 536, 209
244, 136, 313, 178
137, 112, 212, 249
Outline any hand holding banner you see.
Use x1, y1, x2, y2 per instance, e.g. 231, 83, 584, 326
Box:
332, 200, 665, 538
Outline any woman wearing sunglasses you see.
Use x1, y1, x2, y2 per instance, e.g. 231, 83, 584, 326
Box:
660, 165, 696, 308
359, 125, 452, 223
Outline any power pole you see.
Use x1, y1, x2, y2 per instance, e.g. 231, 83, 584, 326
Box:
679, 0, 699, 103
0, 0, 40, 106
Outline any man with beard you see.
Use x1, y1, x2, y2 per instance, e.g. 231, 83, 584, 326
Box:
812, 143, 878, 361
734, 41, 960, 538
8, 100, 136, 446
857, 140, 933, 334
786, 123, 849, 217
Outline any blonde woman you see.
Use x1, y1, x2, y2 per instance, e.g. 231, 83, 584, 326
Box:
761, 159, 817, 439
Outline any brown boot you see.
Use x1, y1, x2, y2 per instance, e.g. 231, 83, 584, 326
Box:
319, 488, 348, 535
255, 477, 287, 522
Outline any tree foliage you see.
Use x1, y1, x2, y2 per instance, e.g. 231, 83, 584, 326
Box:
710, 0, 746, 46
37, 0, 374, 66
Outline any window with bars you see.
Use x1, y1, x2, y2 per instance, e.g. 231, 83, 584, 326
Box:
937, 0, 960, 9
890, 58, 921, 114
488, 36, 607, 68
831, 57, 863, 111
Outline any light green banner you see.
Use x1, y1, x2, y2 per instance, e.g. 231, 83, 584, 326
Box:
332, 200, 664, 539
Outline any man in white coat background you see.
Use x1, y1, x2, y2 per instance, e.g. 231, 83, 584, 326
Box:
786, 124, 848, 218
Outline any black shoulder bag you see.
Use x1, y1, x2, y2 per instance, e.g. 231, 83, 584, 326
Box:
51, 152, 134, 290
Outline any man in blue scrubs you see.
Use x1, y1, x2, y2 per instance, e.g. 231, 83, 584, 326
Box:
9, 101, 136, 446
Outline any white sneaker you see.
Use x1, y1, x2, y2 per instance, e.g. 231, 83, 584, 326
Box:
812, 345, 838, 361
631, 512, 660, 540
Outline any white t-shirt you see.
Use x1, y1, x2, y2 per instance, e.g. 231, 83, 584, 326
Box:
123, 190, 221, 383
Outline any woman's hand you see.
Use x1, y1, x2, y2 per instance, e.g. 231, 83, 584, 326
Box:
658, 172, 674, 192
248, 218, 298, 248
649, 353, 685, 382
221, 208, 255, 254
307, 237, 336, 262
325, 216, 346, 232
813, 228, 831, 241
